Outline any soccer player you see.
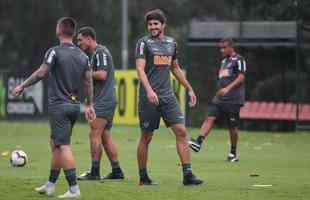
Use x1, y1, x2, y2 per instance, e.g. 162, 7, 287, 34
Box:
189, 38, 246, 162
135, 9, 203, 186
76, 26, 124, 181
12, 17, 96, 198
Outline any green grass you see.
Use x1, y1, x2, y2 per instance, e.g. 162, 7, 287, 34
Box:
0, 121, 309, 200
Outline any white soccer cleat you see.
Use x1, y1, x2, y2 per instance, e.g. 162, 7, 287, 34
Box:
227, 153, 239, 162
34, 184, 55, 196
188, 138, 201, 152
58, 190, 81, 199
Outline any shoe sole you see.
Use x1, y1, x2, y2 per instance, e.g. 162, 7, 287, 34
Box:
35, 190, 55, 196
183, 181, 204, 186
228, 158, 239, 162
58, 195, 81, 199
35, 187, 55, 196
101, 178, 125, 182
139, 182, 159, 186
77, 177, 101, 181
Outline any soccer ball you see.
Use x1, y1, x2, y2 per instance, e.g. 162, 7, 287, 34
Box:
10, 150, 28, 167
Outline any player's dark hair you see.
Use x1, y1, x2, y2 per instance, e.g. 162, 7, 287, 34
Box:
57, 17, 77, 37
144, 9, 167, 24
78, 26, 97, 40
221, 38, 235, 47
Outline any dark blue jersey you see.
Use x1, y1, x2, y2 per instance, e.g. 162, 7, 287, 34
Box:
212, 54, 246, 105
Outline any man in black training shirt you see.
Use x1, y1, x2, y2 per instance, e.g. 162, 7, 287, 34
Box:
135, 9, 203, 186
12, 17, 95, 198
189, 38, 246, 162
76, 26, 124, 181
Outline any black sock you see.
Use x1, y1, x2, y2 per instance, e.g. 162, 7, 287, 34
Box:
48, 169, 60, 183
91, 160, 100, 176
64, 168, 77, 186
197, 135, 205, 145
139, 168, 148, 179
182, 163, 192, 177
110, 160, 120, 169
230, 145, 237, 155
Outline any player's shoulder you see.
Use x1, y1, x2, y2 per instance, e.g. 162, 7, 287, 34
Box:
44, 45, 59, 58
46, 45, 59, 53
163, 36, 176, 44
95, 44, 111, 55
233, 54, 245, 61
69, 45, 88, 60
80, 50, 89, 61
136, 35, 151, 44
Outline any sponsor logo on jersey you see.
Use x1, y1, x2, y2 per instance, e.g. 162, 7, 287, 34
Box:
219, 69, 230, 78
153, 55, 172, 65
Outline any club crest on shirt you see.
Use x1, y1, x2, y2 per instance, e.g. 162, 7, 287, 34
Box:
166, 45, 174, 53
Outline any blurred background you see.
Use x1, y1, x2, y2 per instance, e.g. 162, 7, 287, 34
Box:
0, 0, 310, 131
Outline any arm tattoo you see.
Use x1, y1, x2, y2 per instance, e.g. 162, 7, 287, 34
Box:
84, 67, 94, 106
22, 64, 49, 88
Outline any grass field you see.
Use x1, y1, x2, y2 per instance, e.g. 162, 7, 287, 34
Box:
0, 121, 309, 200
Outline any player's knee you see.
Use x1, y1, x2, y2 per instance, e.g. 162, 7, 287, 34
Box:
58, 144, 71, 153
228, 121, 239, 130
229, 127, 238, 135
140, 134, 153, 145
174, 127, 187, 139
90, 128, 102, 139
205, 116, 216, 125
102, 136, 112, 147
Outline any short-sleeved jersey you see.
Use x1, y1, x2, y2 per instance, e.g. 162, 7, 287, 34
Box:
212, 54, 246, 105
135, 35, 178, 98
90, 44, 116, 105
43, 43, 89, 107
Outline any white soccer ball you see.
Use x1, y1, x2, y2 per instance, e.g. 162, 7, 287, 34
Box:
10, 150, 28, 167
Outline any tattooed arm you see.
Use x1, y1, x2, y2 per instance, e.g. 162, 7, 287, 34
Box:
83, 68, 94, 106
12, 63, 49, 96
83, 67, 96, 122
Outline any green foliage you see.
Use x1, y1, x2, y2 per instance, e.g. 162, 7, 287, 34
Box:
1, 1, 310, 127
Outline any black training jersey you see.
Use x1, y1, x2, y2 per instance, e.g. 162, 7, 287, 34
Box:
91, 44, 116, 105
135, 35, 178, 98
212, 54, 246, 105
43, 43, 89, 106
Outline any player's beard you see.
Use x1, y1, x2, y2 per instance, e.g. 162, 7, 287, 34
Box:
150, 29, 162, 38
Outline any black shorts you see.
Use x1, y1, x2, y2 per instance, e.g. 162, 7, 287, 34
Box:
208, 103, 241, 128
48, 104, 80, 146
94, 102, 116, 130
138, 95, 184, 133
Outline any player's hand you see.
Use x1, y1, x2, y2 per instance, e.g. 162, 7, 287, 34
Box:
216, 87, 229, 97
147, 90, 159, 105
11, 85, 24, 97
85, 105, 96, 123
188, 90, 197, 108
